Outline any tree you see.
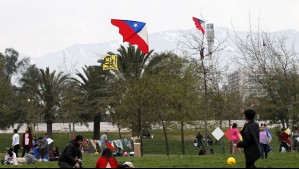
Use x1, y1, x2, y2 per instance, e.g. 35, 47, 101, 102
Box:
21, 67, 69, 138
60, 81, 87, 139
105, 45, 167, 156
3, 48, 29, 82
233, 29, 299, 128
146, 53, 203, 155
0, 49, 30, 130
178, 28, 227, 148
74, 65, 111, 140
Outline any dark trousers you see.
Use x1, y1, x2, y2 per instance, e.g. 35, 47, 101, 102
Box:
246, 160, 256, 168
260, 144, 268, 159
197, 140, 203, 147
13, 144, 20, 157
58, 162, 73, 168
22, 145, 30, 157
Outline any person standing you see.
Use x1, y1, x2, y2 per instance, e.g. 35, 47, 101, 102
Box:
100, 132, 108, 150
22, 127, 33, 157
95, 148, 118, 168
12, 129, 20, 157
259, 126, 269, 159
236, 109, 261, 168
231, 123, 242, 156
58, 135, 83, 168
196, 132, 203, 147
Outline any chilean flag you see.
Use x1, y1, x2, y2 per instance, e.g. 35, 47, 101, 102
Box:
111, 19, 149, 54
192, 17, 205, 35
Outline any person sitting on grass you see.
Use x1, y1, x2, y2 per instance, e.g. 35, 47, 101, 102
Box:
49, 146, 60, 161
1, 147, 16, 165
38, 137, 49, 161
96, 148, 118, 168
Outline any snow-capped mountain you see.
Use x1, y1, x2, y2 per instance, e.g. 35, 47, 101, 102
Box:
31, 27, 299, 75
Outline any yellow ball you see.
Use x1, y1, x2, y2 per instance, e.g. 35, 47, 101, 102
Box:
227, 157, 236, 165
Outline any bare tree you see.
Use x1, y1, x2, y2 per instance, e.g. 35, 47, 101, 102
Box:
232, 27, 299, 128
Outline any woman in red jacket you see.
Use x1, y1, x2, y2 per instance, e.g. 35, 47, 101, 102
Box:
21, 127, 33, 157
96, 148, 118, 168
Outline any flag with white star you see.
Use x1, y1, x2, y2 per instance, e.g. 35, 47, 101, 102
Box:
111, 19, 149, 53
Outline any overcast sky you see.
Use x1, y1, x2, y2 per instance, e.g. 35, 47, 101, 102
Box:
0, 0, 298, 58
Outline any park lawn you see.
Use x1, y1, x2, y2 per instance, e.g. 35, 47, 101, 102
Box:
0, 153, 299, 168
1, 129, 299, 168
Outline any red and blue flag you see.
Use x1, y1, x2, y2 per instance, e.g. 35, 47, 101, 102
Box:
192, 17, 205, 35
111, 19, 149, 54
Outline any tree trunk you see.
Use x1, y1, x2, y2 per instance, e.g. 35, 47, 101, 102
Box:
72, 122, 75, 136
69, 122, 72, 140
281, 119, 286, 129
161, 120, 169, 156
137, 108, 143, 156
117, 123, 122, 139
46, 122, 53, 139
93, 113, 101, 140
180, 121, 185, 155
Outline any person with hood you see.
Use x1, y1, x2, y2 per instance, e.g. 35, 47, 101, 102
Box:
236, 109, 261, 168
58, 135, 83, 168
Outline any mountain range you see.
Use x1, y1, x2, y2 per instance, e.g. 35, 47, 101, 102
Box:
31, 27, 299, 75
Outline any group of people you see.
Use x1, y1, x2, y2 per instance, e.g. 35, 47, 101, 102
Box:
195, 132, 213, 148
2, 127, 60, 166
195, 109, 268, 168
3, 109, 279, 168
58, 135, 134, 168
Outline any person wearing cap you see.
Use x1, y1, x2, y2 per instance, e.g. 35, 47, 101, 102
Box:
58, 135, 83, 168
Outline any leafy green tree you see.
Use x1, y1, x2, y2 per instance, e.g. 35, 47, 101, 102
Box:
21, 67, 69, 138
0, 49, 30, 130
74, 65, 111, 140
104, 45, 168, 156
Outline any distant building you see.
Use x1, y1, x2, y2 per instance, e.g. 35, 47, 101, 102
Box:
228, 68, 267, 101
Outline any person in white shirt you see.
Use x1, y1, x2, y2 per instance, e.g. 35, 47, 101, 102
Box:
1, 147, 17, 165
12, 129, 20, 157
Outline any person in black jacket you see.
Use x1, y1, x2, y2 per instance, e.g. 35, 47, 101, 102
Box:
196, 132, 203, 147
58, 135, 83, 168
236, 109, 261, 168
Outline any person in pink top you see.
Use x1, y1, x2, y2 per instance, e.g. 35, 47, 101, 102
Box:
231, 123, 242, 156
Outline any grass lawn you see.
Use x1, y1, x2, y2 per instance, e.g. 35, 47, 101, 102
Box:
0, 153, 299, 168
0, 129, 298, 168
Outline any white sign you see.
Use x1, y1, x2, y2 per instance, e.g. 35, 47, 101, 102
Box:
212, 127, 224, 141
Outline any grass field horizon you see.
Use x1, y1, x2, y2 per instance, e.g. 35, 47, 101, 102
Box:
0, 129, 298, 168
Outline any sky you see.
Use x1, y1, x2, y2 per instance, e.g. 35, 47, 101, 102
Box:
0, 0, 299, 58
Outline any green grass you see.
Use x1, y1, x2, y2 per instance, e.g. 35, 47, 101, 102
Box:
1, 129, 299, 168
1, 153, 299, 168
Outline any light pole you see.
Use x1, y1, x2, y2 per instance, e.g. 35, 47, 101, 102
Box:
202, 23, 214, 148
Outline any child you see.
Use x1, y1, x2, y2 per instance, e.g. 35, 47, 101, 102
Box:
49, 146, 60, 161
1, 147, 17, 165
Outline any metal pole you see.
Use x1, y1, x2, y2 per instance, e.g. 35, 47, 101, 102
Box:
201, 59, 209, 148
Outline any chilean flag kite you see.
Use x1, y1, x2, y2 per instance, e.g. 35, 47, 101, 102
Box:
111, 19, 149, 54
192, 17, 205, 35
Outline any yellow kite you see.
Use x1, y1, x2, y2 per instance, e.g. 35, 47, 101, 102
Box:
103, 55, 118, 70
